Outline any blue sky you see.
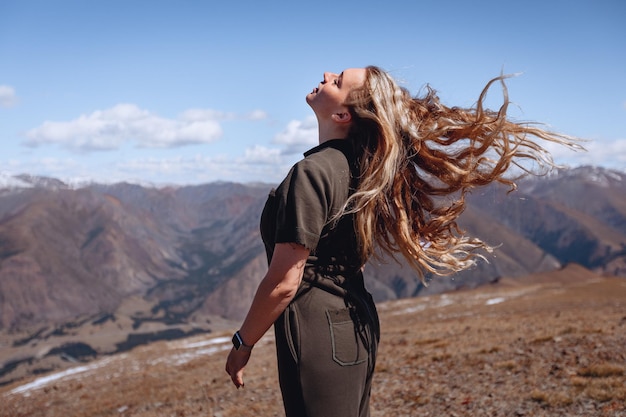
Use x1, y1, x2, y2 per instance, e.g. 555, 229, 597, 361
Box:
1, 0, 624, 185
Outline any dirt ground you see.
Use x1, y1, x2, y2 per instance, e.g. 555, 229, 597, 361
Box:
1, 266, 625, 417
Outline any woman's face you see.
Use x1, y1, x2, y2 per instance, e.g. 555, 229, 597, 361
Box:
306, 68, 366, 118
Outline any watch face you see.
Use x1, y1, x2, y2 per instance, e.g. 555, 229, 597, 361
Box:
232, 332, 242, 349
232, 331, 252, 351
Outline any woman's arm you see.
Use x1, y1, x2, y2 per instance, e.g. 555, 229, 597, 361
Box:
225, 242, 310, 388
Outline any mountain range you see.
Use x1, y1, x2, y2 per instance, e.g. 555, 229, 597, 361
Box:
0, 166, 624, 385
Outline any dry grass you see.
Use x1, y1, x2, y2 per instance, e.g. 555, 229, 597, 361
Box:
1, 274, 625, 417
578, 363, 624, 378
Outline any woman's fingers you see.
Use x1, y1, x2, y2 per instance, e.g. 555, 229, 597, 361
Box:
225, 348, 251, 389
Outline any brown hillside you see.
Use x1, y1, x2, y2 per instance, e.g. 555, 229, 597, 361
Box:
0, 187, 185, 330
1, 167, 625, 336
1, 265, 624, 417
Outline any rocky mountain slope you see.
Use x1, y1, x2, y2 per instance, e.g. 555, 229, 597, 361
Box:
0, 166, 624, 387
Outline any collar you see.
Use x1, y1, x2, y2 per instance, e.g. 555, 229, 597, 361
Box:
303, 139, 353, 157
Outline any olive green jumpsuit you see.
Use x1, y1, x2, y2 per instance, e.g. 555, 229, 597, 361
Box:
260, 139, 380, 417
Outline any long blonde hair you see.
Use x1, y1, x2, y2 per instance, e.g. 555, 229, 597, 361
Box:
344, 66, 582, 279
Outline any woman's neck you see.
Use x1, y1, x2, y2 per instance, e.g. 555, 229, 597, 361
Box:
317, 124, 349, 144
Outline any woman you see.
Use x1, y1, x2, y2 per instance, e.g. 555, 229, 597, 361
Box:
225, 66, 580, 417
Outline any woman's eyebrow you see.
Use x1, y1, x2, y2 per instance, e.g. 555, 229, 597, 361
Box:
338, 72, 344, 87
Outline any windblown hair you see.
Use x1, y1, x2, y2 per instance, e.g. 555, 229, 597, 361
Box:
344, 65, 582, 279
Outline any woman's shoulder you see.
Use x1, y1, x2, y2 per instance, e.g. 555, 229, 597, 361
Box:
301, 139, 353, 171
283, 140, 353, 194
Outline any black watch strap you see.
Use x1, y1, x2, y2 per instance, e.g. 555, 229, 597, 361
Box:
232, 331, 253, 351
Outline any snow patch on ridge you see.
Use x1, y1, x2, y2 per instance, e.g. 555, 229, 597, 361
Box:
5, 335, 234, 397
7, 355, 124, 397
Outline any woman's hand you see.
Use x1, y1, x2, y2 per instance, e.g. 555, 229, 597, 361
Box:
225, 347, 252, 388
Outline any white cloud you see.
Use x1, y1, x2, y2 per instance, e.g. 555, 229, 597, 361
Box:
272, 115, 318, 154
0, 85, 17, 108
569, 138, 626, 168
0, 157, 88, 184
4, 156, 79, 172
541, 137, 626, 170
242, 145, 283, 165
247, 109, 269, 120
116, 145, 297, 185
24, 104, 229, 151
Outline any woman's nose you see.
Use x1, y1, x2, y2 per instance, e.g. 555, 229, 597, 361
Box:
323, 72, 336, 83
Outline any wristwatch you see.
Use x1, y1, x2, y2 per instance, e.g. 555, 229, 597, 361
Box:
232, 331, 254, 351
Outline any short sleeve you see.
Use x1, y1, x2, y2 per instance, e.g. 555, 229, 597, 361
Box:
273, 158, 334, 251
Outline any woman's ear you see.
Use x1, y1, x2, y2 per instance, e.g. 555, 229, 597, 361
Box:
331, 111, 352, 124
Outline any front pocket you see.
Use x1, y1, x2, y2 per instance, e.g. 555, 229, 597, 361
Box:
326, 308, 366, 366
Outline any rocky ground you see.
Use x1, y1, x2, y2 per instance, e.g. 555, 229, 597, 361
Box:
1, 264, 625, 417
